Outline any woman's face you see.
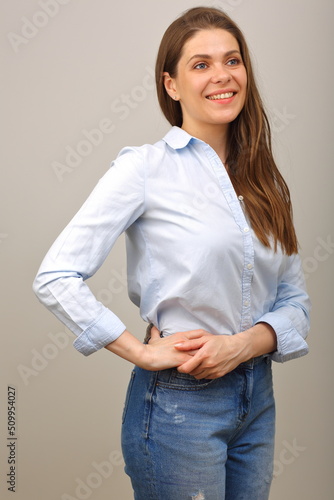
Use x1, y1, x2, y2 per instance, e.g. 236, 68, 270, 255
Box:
164, 28, 247, 137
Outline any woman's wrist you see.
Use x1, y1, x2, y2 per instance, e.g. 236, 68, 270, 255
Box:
238, 322, 277, 359
105, 329, 148, 368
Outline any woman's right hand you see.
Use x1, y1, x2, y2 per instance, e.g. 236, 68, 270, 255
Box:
105, 327, 210, 372
142, 326, 210, 371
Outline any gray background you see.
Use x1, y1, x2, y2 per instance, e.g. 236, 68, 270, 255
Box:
1, 0, 333, 498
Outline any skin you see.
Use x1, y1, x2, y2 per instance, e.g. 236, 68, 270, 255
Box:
163, 28, 248, 163
105, 28, 277, 379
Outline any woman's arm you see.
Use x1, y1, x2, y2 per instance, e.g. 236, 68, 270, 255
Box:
33, 151, 145, 356
104, 328, 210, 371
172, 323, 277, 379
253, 252, 310, 363
154, 252, 310, 379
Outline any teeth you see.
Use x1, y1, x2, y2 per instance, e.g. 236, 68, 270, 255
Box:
207, 92, 234, 100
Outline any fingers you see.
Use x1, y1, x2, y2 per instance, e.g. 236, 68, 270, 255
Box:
149, 327, 211, 344
181, 329, 212, 339
190, 369, 212, 379
174, 329, 212, 346
177, 352, 203, 374
174, 338, 206, 351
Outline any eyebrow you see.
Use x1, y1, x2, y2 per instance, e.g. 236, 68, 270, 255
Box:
186, 50, 241, 65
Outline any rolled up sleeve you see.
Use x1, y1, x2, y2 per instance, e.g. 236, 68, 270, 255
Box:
256, 253, 311, 363
33, 149, 145, 355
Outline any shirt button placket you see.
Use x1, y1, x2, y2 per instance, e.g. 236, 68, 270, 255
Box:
241, 229, 254, 331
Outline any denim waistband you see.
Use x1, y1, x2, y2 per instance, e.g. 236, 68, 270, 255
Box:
239, 354, 270, 369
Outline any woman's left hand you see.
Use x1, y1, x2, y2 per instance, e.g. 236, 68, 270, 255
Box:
174, 333, 251, 379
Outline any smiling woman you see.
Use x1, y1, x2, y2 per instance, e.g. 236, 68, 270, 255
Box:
155, 7, 298, 255
33, 6, 310, 500
163, 29, 247, 150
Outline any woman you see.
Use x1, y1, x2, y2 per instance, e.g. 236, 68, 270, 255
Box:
33, 7, 310, 500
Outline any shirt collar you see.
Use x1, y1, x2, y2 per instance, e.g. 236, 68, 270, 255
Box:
162, 126, 197, 150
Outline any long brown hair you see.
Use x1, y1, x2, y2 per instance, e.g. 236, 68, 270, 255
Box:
155, 7, 298, 255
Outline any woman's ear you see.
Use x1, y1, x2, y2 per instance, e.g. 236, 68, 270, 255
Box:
163, 72, 178, 100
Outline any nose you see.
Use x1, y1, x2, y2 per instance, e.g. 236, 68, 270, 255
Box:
211, 64, 231, 84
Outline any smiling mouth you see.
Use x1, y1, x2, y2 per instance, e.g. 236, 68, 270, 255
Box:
206, 92, 235, 100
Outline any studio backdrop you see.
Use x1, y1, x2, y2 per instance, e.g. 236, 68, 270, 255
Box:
1, 0, 333, 499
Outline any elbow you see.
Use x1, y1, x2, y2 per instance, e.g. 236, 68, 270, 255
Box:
32, 270, 56, 307
299, 299, 311, 340
32, 268, 84, 307
32, 272, 47, 304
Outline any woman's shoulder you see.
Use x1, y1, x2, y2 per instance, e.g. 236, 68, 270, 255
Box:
116, 137, 167, 160
115, 127, 193, 166
110, 127, 190, 175
110, 135, 172, 177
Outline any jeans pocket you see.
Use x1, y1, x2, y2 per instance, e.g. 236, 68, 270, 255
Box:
122, 369, 136, 424
156, 368, 216, 391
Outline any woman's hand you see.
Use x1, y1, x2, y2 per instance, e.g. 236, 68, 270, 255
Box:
174, 333, 251, 379
105, 327, 209, 372
174, 323, 277, 379
143, 326, 210, 371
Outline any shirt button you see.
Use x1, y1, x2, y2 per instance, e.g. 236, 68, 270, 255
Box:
243, 227, 249, 233
247, 264, 253, 270
244, 300, 249, 307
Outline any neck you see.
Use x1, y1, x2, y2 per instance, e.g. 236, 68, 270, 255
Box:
181, 122, 229, 165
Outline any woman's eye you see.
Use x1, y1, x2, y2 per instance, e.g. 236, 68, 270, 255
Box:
227, 58, 240, 66
194, 62, 207, 70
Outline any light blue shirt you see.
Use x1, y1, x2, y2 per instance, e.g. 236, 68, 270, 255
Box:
33, 126, 310, 362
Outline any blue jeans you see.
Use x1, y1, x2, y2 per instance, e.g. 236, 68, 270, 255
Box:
121, 356, 275, 500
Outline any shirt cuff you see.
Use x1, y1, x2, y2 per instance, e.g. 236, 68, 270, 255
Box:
73, 309, 126, 356
256, 312, 309, 363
